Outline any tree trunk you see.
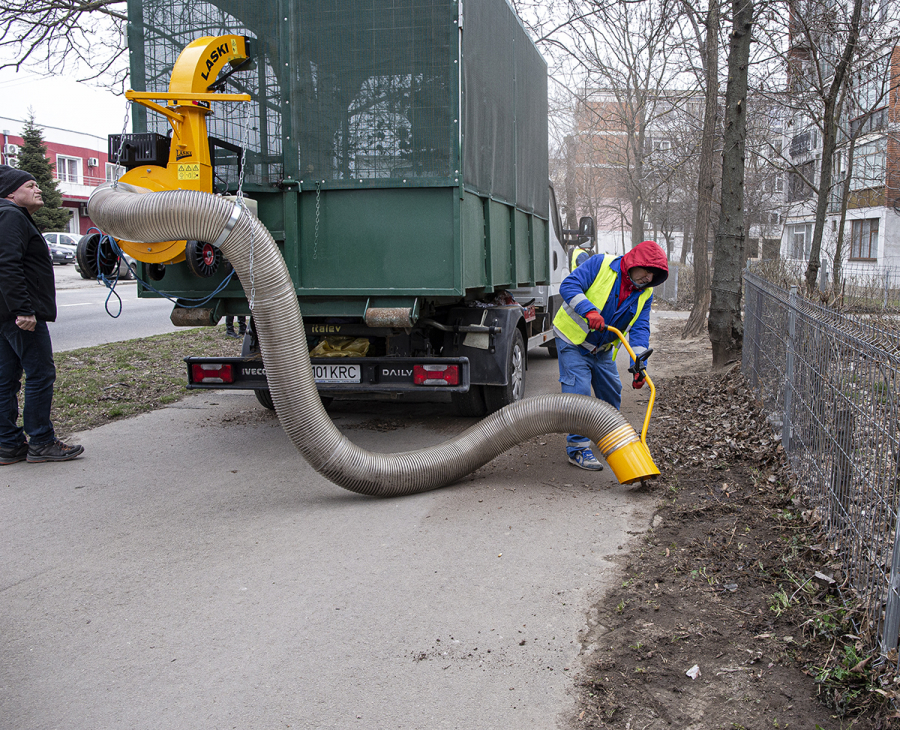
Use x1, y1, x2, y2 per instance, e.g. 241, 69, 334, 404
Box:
682, 0, 718, 339
804, 0, 864, 293
833, 135, 858, 293
709, 0, 753, 368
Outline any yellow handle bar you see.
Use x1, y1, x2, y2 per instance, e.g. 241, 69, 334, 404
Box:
604, 326, 655, 445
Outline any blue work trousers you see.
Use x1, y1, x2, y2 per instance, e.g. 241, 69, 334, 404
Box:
0, 319, 57, 449
558, 340, 621, 456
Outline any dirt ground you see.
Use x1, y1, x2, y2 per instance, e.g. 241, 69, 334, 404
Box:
564, 316, 896, 730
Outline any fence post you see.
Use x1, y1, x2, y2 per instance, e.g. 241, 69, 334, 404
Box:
882, 518, 900, 654
782, 286, 797, 453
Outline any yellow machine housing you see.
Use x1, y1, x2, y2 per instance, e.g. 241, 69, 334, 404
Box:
117, 35, 251, 264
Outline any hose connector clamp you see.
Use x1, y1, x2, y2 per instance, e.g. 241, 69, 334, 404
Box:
212, 201, 244, 249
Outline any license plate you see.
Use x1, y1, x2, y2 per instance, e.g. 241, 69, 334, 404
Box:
312, 363, 361, 383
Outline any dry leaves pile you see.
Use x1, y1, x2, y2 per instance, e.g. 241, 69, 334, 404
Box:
571, 368, 897, 730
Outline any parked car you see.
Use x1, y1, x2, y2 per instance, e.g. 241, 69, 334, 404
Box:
43, 232, 83, 249
47, 241, 76, 266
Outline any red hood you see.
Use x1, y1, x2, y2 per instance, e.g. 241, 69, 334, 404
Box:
621, 240, 669, 287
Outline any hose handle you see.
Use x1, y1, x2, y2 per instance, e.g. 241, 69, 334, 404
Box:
627, 348, 653, 378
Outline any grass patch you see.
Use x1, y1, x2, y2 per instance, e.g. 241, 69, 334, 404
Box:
44, 325, 244, 437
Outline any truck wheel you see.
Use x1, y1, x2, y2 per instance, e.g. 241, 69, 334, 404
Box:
452, 385, 487, 417
547, 338, 559, 358
254, 389, 275, 410
484, 329, 526, 413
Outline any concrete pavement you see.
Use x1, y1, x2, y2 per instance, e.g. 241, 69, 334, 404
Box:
0, 349, 659, 730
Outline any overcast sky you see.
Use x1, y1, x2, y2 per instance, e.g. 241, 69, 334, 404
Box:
0, 67, 126, 138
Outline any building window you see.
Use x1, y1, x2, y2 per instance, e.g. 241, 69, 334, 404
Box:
850, 138, 885, 191
850, 218, 878, 260
789, 222, 812, 259
105, 163, 125, 183
56, 156, 82, 184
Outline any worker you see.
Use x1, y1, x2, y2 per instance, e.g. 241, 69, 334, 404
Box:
552, 240, 668, 471
225, 314, 246, 339
569, 242, 593, 271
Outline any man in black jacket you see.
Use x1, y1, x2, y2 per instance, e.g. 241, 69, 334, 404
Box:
0, 165, 83, 464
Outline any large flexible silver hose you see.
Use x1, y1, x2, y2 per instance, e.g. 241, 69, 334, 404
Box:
88, 184, 637, 497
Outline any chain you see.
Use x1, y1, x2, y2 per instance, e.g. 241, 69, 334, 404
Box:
236, 99, 251, 201
314, 181, 321, 260
236, 100, 256, 310
112, 103, 131, 190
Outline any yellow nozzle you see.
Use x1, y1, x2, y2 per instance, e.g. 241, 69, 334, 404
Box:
604, 439, 660, 484
598, 326, 660, 484
596, 423, 660, 484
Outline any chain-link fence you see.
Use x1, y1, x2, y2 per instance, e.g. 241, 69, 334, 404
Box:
743, 269, 900, 661
654, 262, 694, 308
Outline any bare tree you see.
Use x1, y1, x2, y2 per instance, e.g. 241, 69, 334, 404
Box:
681, 0, 720, 338
709, 0, 754, 367
0, 1, 128, 85
794, 0, 864, 292
526, 0, 696, 250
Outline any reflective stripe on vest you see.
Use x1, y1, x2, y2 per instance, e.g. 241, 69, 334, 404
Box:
553, 254, 653, 356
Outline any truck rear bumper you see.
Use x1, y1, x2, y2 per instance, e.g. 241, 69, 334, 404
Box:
185, 356, 471, 394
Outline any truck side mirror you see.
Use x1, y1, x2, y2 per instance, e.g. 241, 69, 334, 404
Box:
578, 216, 595, 240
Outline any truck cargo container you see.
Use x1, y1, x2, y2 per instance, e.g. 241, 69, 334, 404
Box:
91, 0, 593, 416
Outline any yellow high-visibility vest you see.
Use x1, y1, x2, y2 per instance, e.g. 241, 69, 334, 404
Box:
570, 247, 590, 271
553, 254, 652, 357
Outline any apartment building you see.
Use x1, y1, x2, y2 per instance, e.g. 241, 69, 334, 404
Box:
782, 44, 900, 270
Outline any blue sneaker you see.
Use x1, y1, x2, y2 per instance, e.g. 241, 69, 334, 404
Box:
568, 448, 604, 471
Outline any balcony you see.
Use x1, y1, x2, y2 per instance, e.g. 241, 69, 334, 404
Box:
789, 130, 817, 158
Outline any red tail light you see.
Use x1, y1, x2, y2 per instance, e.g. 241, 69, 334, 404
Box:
413, 364, 459, 386
191, 363, 235, 384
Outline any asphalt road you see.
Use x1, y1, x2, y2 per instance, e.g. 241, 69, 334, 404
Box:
0, 336, 662, 730
50, 263, 183, 352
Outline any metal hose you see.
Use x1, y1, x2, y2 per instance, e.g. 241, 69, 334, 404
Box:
88, 184, 640, 497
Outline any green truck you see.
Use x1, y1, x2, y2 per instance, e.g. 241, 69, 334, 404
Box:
104, 0, 592, 416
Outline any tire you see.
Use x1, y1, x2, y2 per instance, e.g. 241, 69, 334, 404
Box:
547, 337, 559, 359
254, 389, 275, 410
452, 385, 487, 417
185, 240, 222, 278
483, 329, 526, 413
76, 232, 119, 279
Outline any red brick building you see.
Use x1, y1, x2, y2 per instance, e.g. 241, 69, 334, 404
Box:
0, 115, 122, 235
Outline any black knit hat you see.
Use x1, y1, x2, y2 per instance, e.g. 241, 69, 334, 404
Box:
0, 165, 36, 199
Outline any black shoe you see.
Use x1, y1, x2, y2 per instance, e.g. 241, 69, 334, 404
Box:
238, 328, 247, 336
26, 439, 84, 463
225, 328, 240, 339
0, 441, 28, 465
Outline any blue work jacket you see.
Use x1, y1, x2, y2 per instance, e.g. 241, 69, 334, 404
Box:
557, 254, 652, 354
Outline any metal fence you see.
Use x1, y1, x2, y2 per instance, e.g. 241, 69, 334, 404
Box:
750, 258, 900, 314
655, 262, 694, 306
743, 269, 900, 660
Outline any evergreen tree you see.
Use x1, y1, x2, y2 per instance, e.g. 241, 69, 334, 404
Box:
16, 114, 72, 232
